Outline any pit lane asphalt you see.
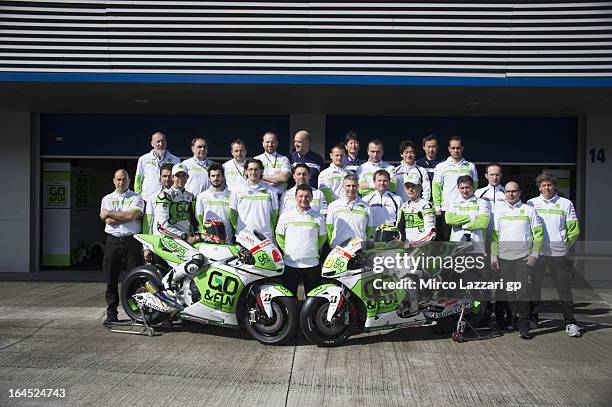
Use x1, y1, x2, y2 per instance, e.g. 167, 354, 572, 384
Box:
0, 282, 611, 407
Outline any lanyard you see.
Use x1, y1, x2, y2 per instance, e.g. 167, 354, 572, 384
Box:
233, 160, 245, 178
264, 153, 277, 169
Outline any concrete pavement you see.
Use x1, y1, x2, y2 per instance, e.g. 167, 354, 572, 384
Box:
0, 282, 611, 406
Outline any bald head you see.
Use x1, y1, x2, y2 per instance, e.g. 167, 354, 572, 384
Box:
151, 131, 167, 154
504, 181, 521, 205
294, 130, 311, 154
113, 169, 130, 193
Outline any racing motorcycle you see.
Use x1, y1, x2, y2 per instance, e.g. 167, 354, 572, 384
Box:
300, 235, 487, 346
119, 227, 298, 345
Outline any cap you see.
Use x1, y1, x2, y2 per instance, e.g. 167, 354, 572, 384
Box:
172, 163, 188, 176
403, 172, 422, 187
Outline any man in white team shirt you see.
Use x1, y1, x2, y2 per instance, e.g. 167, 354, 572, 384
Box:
183, 137, 215, 196
222, 138, 247, 192
527, 172, 581, 337
318, 143, 349, 204
254, 131, 291, 196
280, 164, 327, 215
358, 139, 397, 196
445, 175, 490, 254
99, 169, 144, 325
276, 184, 327, 296
432, 136, 478, 241
327, 174, 374, 247
196, 163, 234, 243
363, 169, 403, 227
491, 181, 543, 339
134, 131, 180, 233
474, 162, 507, 327
143, 163, 174, 263
229, 158, 279, 241
394, 140, 431, 202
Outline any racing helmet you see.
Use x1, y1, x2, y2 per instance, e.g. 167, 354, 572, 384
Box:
373, 224, 401, 242
200, 218, 227, 244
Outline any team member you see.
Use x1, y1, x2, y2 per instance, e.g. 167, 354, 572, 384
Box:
445, 175, 490, 254
395, 140, 431, 202
527, 173, 582, 337
143, 163, 174, 263
343, 130, 365, 174
222, 138, 247, 192
396, 177, 436, 245
154, 163, 200, 244
280, 164, 327, 215
134, 131, 180, 232
363, 170, 403, 227
196, 163, 234, 243
432, 136, 478, 240
290, 130, 324, 187
326, 174, 374, 247
475, 162, 508, 326
99, 169, 144, 325
276, 184, 327, 295
183, 137, 215, 197
229, 158, 279, 241
318, 143, 349, 204
358, 139, 397, 196
254, 131, 292, 196
491, 181, 543, 339
415, 134, 441, 185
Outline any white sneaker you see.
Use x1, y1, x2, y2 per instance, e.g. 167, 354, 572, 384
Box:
566, 323, 581, 337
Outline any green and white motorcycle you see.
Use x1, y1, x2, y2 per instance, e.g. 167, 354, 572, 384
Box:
300, 237, 487, 346
119, 229, 298, 345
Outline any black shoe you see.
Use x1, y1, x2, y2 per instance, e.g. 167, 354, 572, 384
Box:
103, 314, 118, 326
519, 327, 531, 339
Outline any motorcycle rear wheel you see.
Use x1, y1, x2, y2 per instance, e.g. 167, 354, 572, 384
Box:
120, 266, 168, 325
243, 295, 298, 346
300, 297, 357, 347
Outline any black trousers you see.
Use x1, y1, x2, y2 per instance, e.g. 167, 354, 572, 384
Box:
531, 255, 576, 324
284, 265, 321, 297
103, 235, 143, 316
498, 257, 533, 331
435, 213, 451, 242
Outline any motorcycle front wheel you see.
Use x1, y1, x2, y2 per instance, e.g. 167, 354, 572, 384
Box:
300, 297, 357, 347
120, 266, 169, 325
243, 295, 298, 346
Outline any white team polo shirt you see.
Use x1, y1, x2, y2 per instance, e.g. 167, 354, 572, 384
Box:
432, 157, 478, 211
326, 197, 373, 247
527, 194, 579, 256
100, 190, 144, 237
280, 186, 328, 215
362, 190, 403, 226
134, 149, 180, 202
276, 207, 326, 267
183, 157, 214, 197
358, 160, 396, 195
222, 159, 246, 192
318, 163, 348, 203
254, 151, 291, 195
493, 201, 542, 260
230, 182, 279, 240
196, 188, 233, 243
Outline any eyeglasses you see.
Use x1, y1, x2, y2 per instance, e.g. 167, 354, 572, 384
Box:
505, 190, 520, 193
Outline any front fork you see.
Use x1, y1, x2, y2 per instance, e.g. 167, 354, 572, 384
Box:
247, 283, 295, 323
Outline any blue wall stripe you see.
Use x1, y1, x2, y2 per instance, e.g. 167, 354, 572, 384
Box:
2, 73, 612, 88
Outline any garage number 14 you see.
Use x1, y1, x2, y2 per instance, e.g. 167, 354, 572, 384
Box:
589, 148, 606, 164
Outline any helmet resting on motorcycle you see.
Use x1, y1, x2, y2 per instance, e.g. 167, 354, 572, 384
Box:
373, 224, 401, 242
200, 218, 227, 244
